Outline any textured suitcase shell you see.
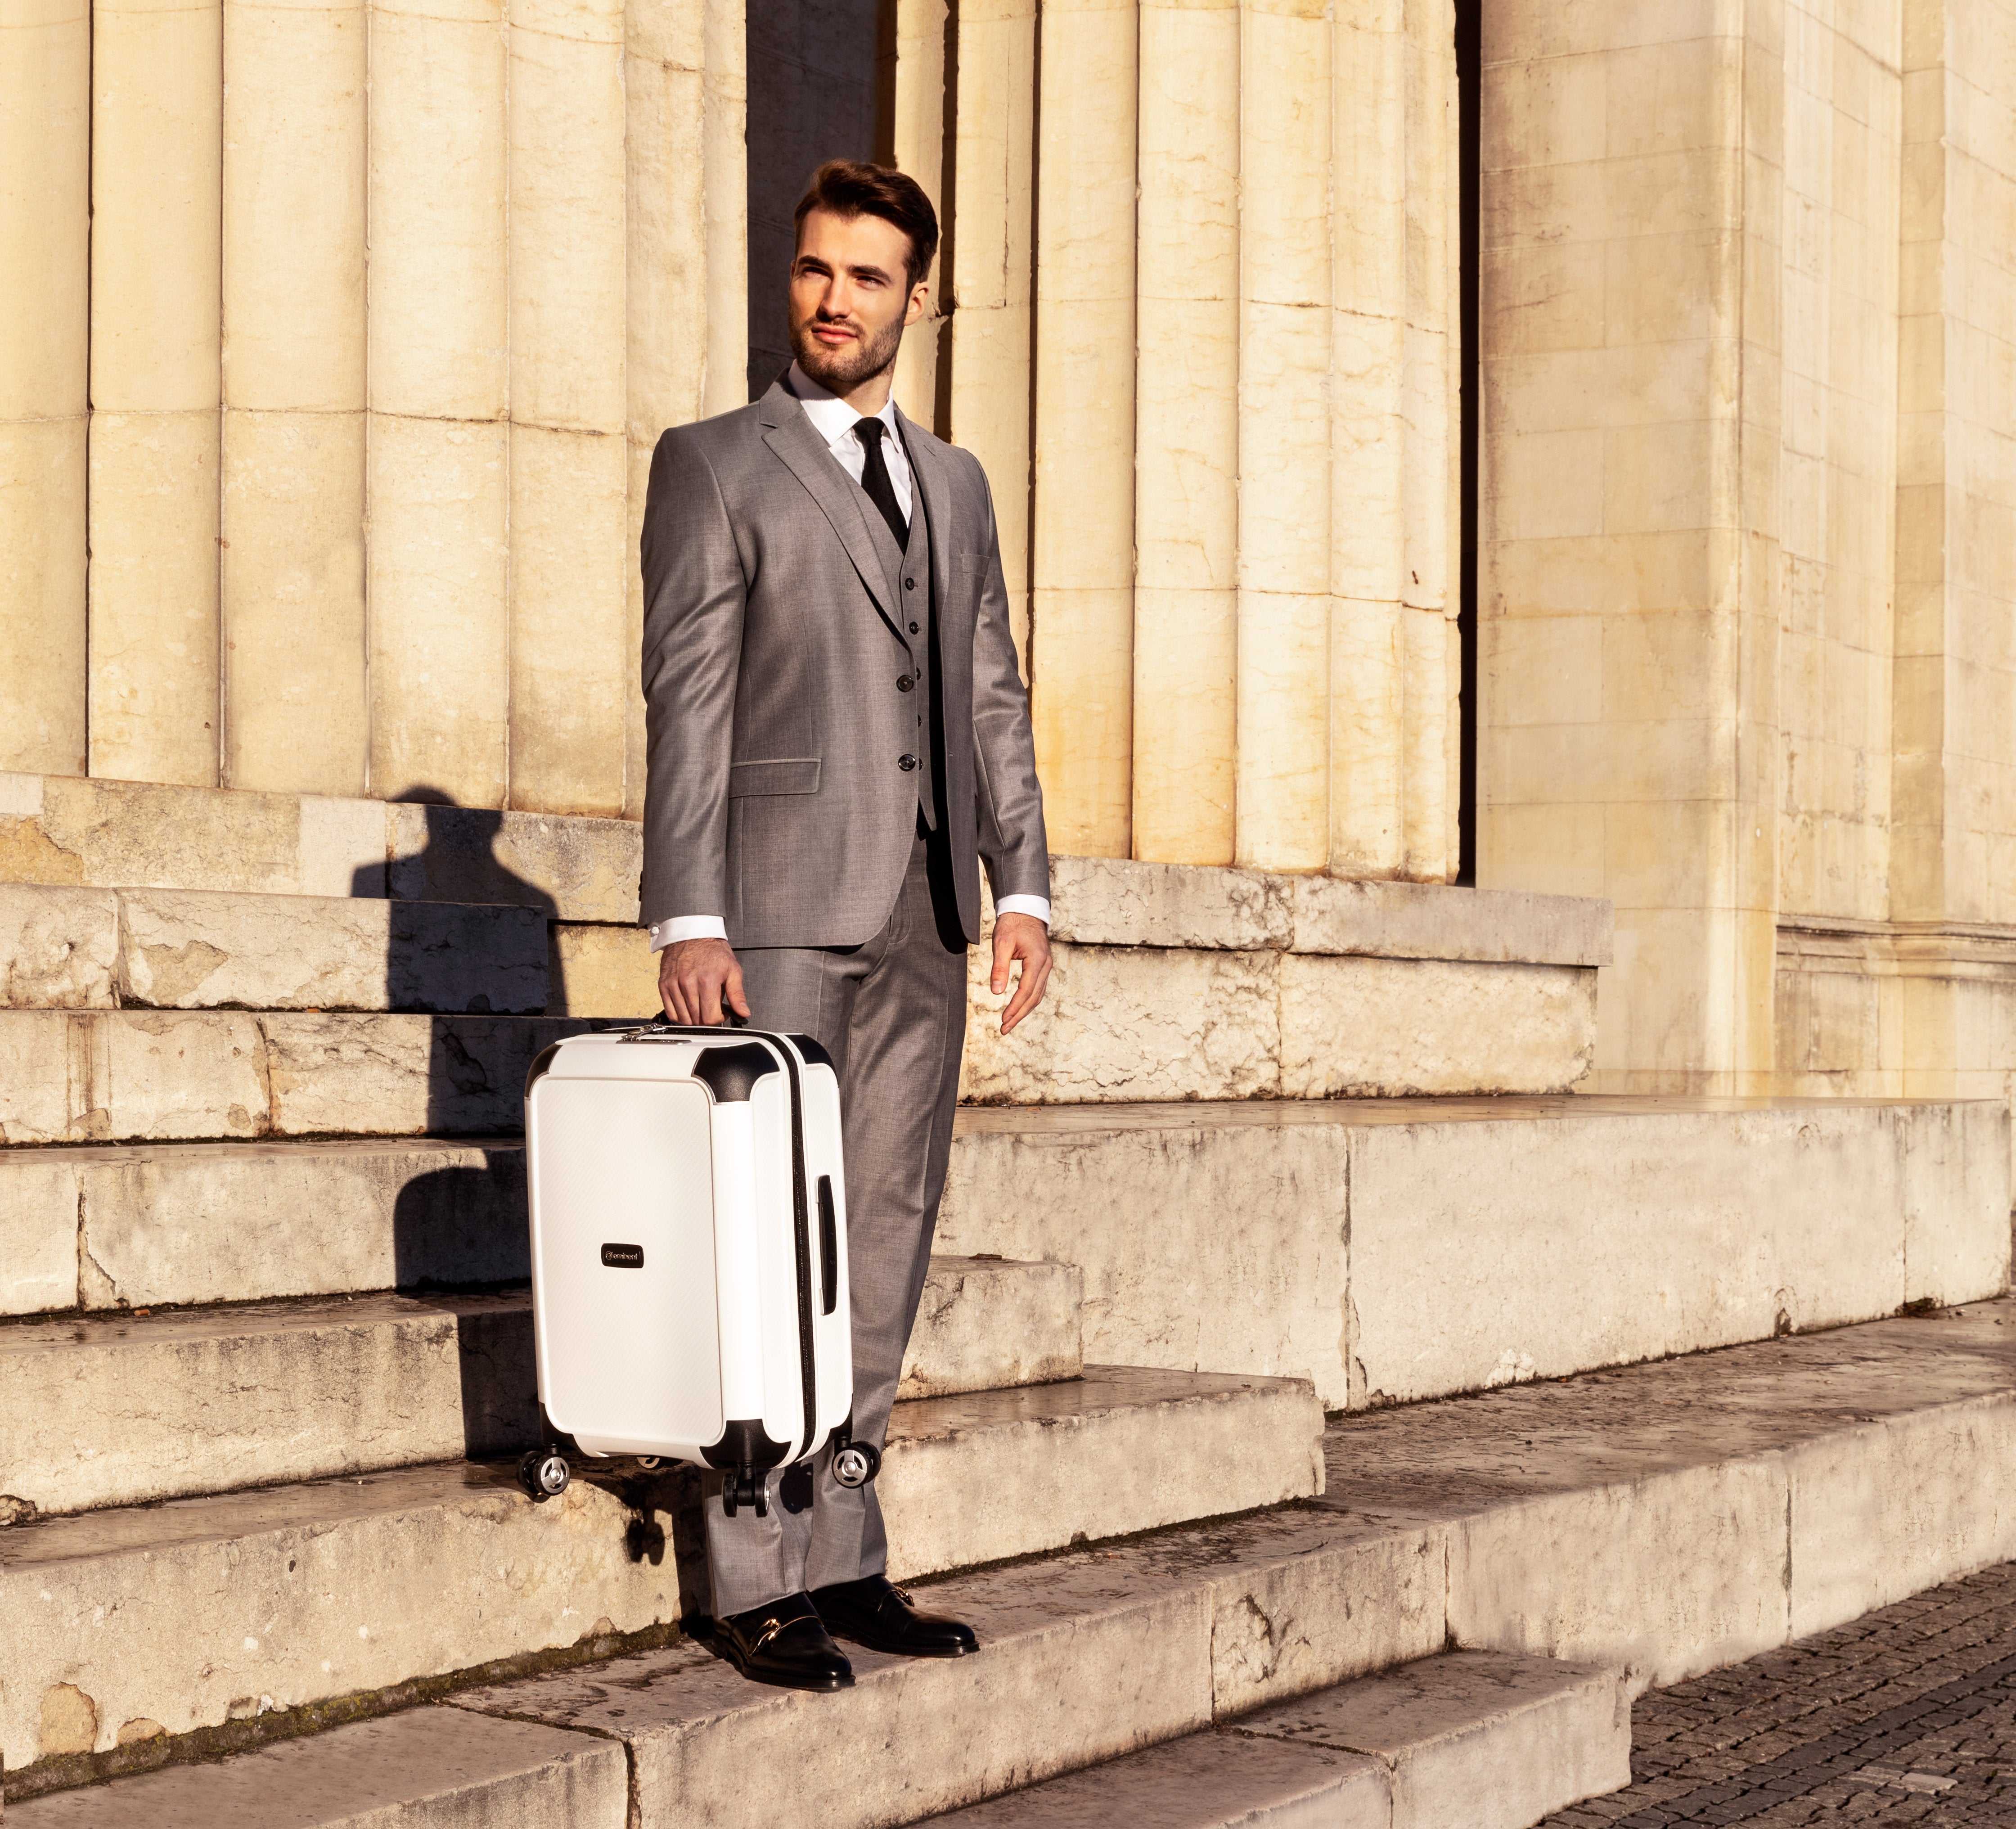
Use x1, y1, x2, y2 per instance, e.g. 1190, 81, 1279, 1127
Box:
523, 1023, 852, 1478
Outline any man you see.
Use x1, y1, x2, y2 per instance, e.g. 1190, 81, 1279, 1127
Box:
640, 160, 1053, 1692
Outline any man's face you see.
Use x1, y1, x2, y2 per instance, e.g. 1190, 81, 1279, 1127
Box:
788, 207, 927, 396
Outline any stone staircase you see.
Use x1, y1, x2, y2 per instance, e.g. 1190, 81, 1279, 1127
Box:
3, 773, 2013, 1824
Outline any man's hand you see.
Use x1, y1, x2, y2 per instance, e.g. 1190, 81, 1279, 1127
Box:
659, 936, 750, 1025
990, 912, 1053, 1036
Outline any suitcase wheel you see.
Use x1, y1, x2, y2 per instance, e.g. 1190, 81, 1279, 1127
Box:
832, 1442, 882, 1490
722, 1471, 768, 1519
519, 1449, 571, 1503
635, 1455, 664, 1471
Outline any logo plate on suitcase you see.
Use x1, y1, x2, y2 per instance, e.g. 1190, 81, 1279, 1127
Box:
600, 1242, 646, 1268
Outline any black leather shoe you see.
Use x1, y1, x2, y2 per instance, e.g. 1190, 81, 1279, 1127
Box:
711, 1594, 855, 1691
811, 1573, 978, 1658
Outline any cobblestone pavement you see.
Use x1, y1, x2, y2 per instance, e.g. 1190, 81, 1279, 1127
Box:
1541, 1563, 2016, 1826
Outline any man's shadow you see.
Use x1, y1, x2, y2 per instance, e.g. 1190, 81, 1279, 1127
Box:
364, 790, 707, 1619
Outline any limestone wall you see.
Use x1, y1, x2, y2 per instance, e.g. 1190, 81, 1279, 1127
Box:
1480, 0, 2016, 1108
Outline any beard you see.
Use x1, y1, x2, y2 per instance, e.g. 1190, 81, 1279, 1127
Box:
791, 307, 906, 394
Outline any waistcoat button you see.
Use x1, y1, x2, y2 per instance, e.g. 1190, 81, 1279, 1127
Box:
897, 675, 914, 692
898, 754, 918, 771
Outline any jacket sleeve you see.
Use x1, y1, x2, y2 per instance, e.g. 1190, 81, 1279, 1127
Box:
967, 460, 1052, 906
639, 427, 748, 931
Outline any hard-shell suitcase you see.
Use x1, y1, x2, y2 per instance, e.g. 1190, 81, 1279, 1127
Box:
518, 1018, 878, 1516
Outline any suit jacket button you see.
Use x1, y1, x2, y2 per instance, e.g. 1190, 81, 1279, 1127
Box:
905, 577, 916, 590
908, 621, 919, 633
899, 754, 918, 771
897, 675, 914, 692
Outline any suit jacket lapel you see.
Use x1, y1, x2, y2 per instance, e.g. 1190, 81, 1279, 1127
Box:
897, 406, 955, 626
757, 382, 903, 637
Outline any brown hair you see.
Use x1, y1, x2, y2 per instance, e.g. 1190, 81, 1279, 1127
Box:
793, 159, 940, 288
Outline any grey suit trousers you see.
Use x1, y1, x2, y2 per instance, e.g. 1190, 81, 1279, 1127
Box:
701, 831, 969, 1616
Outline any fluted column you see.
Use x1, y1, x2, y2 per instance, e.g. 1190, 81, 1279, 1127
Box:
624, 0, 744, 816
1235, 0, 1331, 872
1030, 0, 1137, 858
366, 0, 509, 805
0, 0, 90, 775
88, 0, 222, 786
944, 0, 1036, 669
1325, 0, 1404, 877
506, 0, 628, 815
1397, 0, 1459, 879
890, 0, 949, 422
220, 0, 369, 795
1131, 0, 1239, 865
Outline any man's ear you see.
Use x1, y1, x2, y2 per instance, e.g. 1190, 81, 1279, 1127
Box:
904, 281, 930, 328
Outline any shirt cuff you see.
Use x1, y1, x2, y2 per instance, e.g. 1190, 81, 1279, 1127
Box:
648, 915, 727, 951
994, 895, 1052, 927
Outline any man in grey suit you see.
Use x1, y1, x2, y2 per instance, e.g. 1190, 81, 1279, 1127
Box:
640, 159, 1053, 1692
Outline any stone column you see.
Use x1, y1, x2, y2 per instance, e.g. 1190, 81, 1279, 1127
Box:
1479, 5, 1785, 1094
1030, 0, 1136, 859
0, 0, 90, 775
88, 0, 223, 787
1235, 0, 1331, 873
891, 0, 949, 424
944, 0, 1036, 670
506, 0, 628, 816
1131, 0, 1238, 865
1890, 0, 2016, 1105
623, 0, 744, 817
1397, 0, 1459, 880
366, 0, 509, 806
1327, 0, 1404, 880
220, 0, 369, 796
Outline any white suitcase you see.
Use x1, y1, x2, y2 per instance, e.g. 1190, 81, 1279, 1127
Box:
519, 1019, 877, 1517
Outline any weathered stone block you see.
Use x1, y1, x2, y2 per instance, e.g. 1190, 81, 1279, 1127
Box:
117, 887, 548, 1013
0, 883, 117, 1007
6, 1708, 631, 1829
963, 942, 1281, 1104
1, 1293, 538, 1516
261, 1014, 591, 1136
0, 1011, 596, 1143
940, 1108, 1351, 1400
389, 801, 641, 922
0, 1151, 81, 1313
903, 1254, 1082, 1400
882, 1368, 1325, 1579
550, 920, 655, 1018
1277, 955, 1595, 1097
1289, 875, 1614, 965
1047, 853, 1290, 950
1236, 1651, 1630, 1829
1444, 1457, 1795, 1692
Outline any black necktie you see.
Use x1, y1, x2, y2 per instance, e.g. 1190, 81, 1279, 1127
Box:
854, 417, 909, 548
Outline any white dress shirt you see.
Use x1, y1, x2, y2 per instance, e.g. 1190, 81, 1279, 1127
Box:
649, 367, 1050, 951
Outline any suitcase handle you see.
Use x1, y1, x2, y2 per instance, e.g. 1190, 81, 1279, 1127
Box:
641, 1008, 747, 1030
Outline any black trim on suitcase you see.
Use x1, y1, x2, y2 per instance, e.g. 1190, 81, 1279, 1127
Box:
630, 1019, 826, 1478
691, 1042, 778, 1102
786, 1032, 835, 1069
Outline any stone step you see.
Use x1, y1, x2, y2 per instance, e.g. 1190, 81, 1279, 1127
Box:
0, 1365, 1323, 1784
0, 881, 549, 1014
1, 771, 1614, 1098
17, 1297, 2014, 1820
1, 1259, 1084, 1517
931, 1649, 1629, 1829
5, 1094, 2006, 1422
0, 1009, 601, 1145
8, 1649, 1629, 1829
9, 1707, 631, 1828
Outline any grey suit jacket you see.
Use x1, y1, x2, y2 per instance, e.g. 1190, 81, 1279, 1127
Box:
640, 378, 1049, 949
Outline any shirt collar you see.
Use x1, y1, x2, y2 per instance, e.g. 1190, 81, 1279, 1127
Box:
787, 360, 900, 452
